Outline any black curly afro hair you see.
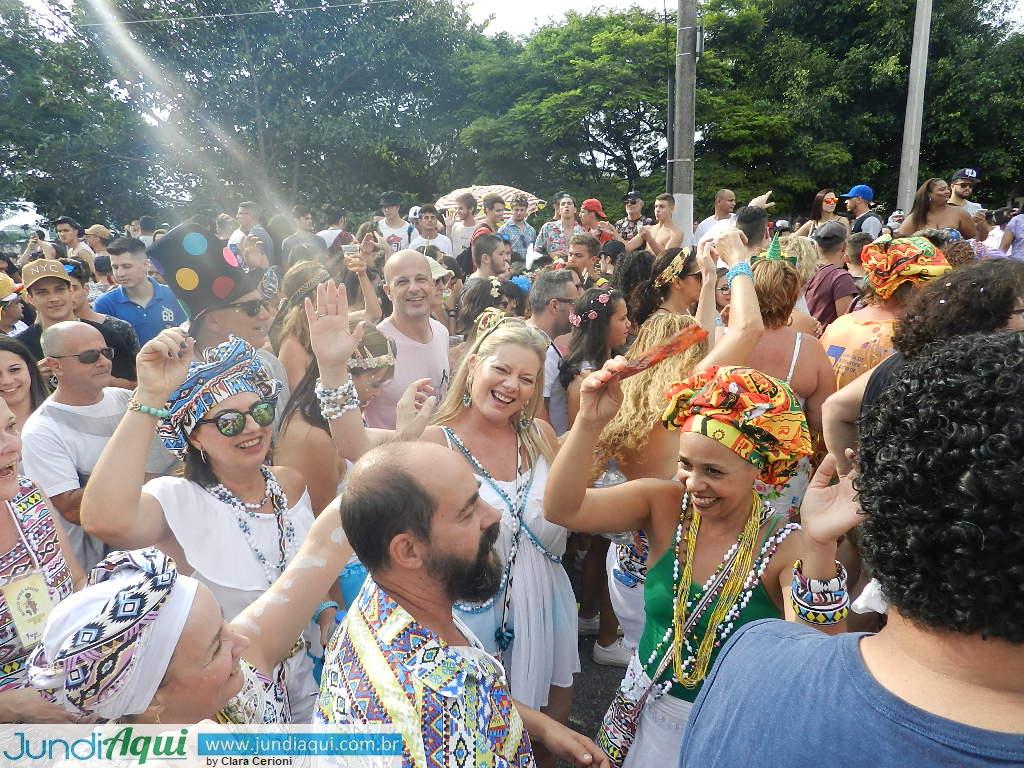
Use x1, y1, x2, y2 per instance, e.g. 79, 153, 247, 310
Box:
893, 259, 1024, 358
857, 330, 1024, 642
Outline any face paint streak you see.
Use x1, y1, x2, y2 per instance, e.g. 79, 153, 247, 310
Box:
292, 554, 327, 570
235, 616, 261, 635
330, 527, 346, 544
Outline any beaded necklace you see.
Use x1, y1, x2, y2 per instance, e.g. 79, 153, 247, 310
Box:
443, 427, 535, 653
206, 466, 295, 585
644, 491, 775, 695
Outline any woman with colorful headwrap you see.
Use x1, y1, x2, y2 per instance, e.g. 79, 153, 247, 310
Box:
29, 505, 355, 724
545, 232, 858, 766
819, 235, 950, 388
79, 329, 332, 722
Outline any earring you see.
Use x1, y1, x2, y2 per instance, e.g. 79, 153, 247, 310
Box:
199, 447, 207, 463
518, 413, 533, 430
462, 393, 472, 407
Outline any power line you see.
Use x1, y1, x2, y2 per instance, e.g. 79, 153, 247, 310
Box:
75, 0, 409, 28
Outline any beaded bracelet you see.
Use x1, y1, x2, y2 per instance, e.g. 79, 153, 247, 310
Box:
725, 261, 754, 288
127, 397, 171, 419
315, 377, 360, 421
313, 600, 340, 624
791, 559, 850, 625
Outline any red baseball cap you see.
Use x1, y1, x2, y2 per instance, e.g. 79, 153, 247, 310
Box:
581, 198, 607, 219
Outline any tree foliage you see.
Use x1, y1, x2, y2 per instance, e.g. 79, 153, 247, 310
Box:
1, 0, 1020, 225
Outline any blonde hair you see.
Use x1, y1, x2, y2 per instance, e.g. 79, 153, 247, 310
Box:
271, 261, 328, 354
780, 234, 819, 288
594, 313, 708, 474
752, 259, 801, 328
433, 318, 554, 464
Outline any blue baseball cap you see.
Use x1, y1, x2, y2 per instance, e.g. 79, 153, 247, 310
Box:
840, 184, 874, 202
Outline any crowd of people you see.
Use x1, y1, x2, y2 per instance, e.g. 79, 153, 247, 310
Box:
0, 171, 1020, 767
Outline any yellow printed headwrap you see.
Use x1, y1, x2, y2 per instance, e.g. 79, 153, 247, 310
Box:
862, 236, 951, 300
662, 366, 812, 486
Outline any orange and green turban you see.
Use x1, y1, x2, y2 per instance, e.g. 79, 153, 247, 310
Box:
662, 366, 812, 486
862, 236, 951, 300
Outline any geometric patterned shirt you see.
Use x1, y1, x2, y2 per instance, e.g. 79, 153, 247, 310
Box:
315, 578, 535, 768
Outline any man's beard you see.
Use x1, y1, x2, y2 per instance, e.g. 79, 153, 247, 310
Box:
425, 522, 502, 604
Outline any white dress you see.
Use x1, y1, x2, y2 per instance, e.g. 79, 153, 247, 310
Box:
442, 429, 580, 709
143, 476, 319, 723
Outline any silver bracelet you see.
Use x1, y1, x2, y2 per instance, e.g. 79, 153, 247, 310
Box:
315, 376, 360, 421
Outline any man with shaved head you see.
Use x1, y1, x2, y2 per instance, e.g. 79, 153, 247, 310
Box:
694, 188, 738, 242
364, 249, 450, 428
317, 442, 609, 768
22, 322, 177, 570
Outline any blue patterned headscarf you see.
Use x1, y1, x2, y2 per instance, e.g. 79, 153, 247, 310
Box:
28, 549, 199, 720
158, 335, 280, 457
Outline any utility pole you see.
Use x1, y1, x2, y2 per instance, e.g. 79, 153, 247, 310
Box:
669, 0, 699, 246
897, 0, 932, 212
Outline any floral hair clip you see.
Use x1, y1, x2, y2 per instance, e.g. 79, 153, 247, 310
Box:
569, 310, 582, 327
570, 291, 613, 328
489, 277, 502, 299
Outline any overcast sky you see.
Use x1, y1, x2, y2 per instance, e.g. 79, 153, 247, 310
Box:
468, 0, 670, 36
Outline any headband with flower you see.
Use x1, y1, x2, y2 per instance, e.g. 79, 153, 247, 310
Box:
569, 290, 614, 328
489, 277, 502, 299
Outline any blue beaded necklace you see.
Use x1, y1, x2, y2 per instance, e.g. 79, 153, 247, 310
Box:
443, 427, 535, 654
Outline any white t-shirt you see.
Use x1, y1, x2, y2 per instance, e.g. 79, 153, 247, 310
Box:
450, 222, 475, 256
409, 234, 454, 258
695, 213, 736, 243
364, 317, 450, 429
377, 220, 414, 253
21, 387, 177, 570
317, 228, 344, 247
3, 321, 28, 337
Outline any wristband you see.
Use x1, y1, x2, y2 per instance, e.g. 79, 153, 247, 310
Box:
725, 261, 753, 288
791, 559, 849, 625
127, 397, 170, 419
313, 600, 340, 624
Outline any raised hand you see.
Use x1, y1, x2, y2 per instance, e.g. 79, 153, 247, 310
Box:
712, 229, 749, 267
748, 190, 775, 210
304, 280, 364, 378
799, 452, 864, 547
396, 378, 437, 440
577, 356, 628, 427
134, 328, 194, 402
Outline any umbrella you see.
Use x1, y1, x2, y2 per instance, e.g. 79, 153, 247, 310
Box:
435, 185, 547, 219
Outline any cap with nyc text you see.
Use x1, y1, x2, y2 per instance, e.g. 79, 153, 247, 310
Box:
22, 259, 73, 290
951, 168, 981, 183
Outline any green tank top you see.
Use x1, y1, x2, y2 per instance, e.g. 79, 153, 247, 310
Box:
637, 513, 793, 701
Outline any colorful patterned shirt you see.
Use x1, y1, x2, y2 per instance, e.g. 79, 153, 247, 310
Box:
498, 220, 537, 261
315, 578, 535, 768
615, 215, 654, 242
534, 221, 585, 256
0, 477, 74, 691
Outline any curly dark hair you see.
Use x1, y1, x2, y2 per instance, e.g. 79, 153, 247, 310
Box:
892, 260, 1024, 357
857, 330, 1024, 642
613, 249, 654, 321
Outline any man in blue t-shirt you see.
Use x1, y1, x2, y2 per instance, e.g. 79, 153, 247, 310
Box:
680, 330, 1024, 767
94, 238, 188, 344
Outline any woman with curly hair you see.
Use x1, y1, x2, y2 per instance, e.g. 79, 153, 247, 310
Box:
682, 330, 1024, 765
794, 189, 850, 239
824, 258, 1024, 474
820, 236, 950, 388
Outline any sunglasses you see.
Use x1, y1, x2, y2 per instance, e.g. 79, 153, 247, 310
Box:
52, 347, 114, 364
823, 197, 839, 204
227, 298, 270, 317
196, 399, 276, 437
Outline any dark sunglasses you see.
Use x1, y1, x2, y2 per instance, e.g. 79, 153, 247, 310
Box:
197, 400, 276, 437
52, 347, 114, 364
227, 298, 270, 317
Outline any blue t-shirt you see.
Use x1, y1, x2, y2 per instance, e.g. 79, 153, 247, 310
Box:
680, 620, 1024, 767
94, 277, 188, 345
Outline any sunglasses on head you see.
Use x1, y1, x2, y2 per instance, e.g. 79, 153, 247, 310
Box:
227, 298, 269, 317
197, 399, 276, 437
52, 347, 114, 364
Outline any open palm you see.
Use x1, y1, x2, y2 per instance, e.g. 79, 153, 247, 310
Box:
799, 453, 864, 546
305, 280, 364, 371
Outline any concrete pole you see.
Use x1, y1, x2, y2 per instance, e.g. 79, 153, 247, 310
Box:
669, 0, 698, 246
897, 0, 933, 212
